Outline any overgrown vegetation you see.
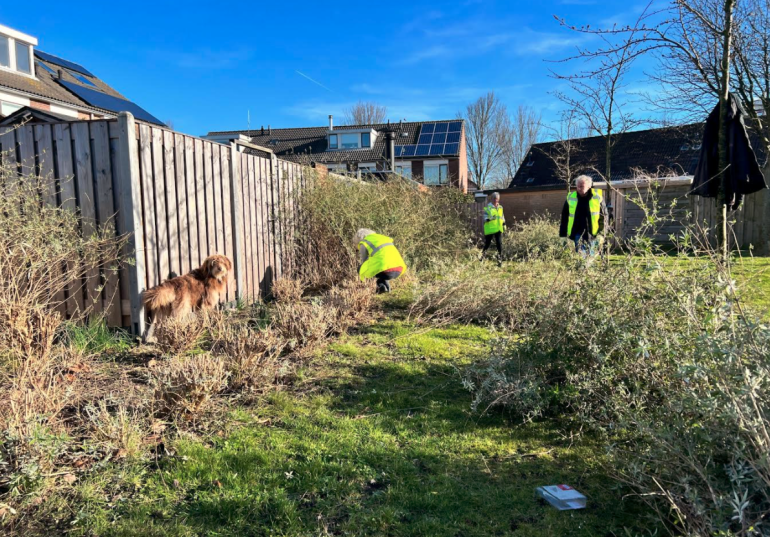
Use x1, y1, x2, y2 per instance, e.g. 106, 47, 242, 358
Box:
291, 173, 473, 289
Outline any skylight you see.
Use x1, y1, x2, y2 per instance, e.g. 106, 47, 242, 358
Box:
67, 68, 96, 87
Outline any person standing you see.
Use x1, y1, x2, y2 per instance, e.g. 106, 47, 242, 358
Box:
354, 228, 407, 294
480, 192, 505, 266
559, 175, 608, 258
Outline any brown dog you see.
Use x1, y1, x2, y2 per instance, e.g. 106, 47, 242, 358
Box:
142, 254, 232, 340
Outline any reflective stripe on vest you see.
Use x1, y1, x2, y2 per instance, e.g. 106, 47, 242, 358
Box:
566, 189, 603, 237
483, 204, 504, 235
358, 233, 407, 282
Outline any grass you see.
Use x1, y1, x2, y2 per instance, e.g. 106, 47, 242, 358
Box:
66, 318, 654, 537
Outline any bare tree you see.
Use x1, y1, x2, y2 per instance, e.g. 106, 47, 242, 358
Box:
343, 101, 388, 125
501, 105, 544, 182
556, 0, 740, 259
539, 108, 587, 191
552, 6, 650, 185
460, 92, 509, 190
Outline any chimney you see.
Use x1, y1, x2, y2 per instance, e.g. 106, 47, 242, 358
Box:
57, 69, 63, 79
261, 125, 264, 135
386, 131, 396, 173
268, 125, 271, 135
328, 114, 334, 131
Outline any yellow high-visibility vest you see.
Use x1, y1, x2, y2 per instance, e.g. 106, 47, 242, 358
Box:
483, 204, 504, 235
358, 233, 407, 282
566, 189, 603, 237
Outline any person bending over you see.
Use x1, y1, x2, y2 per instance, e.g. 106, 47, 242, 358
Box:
354, 228, 407, 294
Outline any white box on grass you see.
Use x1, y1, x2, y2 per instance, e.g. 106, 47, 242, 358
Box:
536, 484, 587, 511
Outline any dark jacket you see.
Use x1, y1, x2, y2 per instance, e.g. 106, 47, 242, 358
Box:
692, 94, 767, 210
559, 188, 608, 239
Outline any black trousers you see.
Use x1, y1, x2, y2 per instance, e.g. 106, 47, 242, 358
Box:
375, 270, 401, 294
481, 231, 502, 257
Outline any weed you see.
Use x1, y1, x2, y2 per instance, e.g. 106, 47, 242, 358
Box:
152, 354, 229, 417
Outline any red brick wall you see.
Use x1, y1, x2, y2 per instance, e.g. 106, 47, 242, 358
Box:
29, 99, 51, 111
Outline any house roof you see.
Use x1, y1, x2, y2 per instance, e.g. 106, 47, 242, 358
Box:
0, 50, 163, 125
208, 119, 463, 164
509, 123, 707, 191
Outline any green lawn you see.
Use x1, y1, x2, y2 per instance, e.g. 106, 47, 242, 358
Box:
733, 256, 770, 318
71, 320, 653, 536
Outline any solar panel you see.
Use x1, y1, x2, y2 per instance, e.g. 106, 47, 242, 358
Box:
444, 143, 460, 154
418, 133, 432, 145
415, 144, 430, 156
57, 80, 164, 125
446, 132, 460, 144
36, 61, 57, 76
394, 146, 403, 157
429, 144, 444, 156
34, 50, 94, 77
432, 133, 446, 144
420, 123, 435, 134
448, 121, 462, 132
402, 145, 416, 156
434, 122, 448, 133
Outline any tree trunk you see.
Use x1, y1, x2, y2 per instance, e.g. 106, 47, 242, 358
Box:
716, 0, 736, 263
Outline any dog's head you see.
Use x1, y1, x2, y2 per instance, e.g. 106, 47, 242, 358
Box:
203, 255, 232, 283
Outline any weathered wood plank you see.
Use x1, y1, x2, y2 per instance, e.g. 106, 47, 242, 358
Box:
244, 153, 256, 300
212, 144, 225, 258
54, 123, 82, 316
92, 121, 122, 326
203, 141, 216, 257
220, 146, 234, 302
254, 156, 266, 298
229, 144, 245, 302
163, 129, 180, 277
34, 125, 57, 206
184, 136, 200, 270
151, 127, 170, 282
72, 122, 101, 315
116, 113, 147, 335
17, 125, 35, 178
194, 138, 207, 261
139, 124, 159, 289
174, 133, 190, 276
260, 156, 272, 295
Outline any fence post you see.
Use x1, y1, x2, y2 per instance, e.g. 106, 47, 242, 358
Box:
270, 153, 283, 281
115, 112, 146, 336
229, 142, 245, 302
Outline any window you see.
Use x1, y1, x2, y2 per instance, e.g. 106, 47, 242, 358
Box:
424, 163, 448, 186
1, 101, 22, 116
341, 133, 359, 149
358, 163, 376, 173
329, 134, 338, 149
15, 41, 30, 74
395, 162, 412, 179
327, 163, 348, 173
0, 37, 9, 68
361, 132, 371, 148
67, 68, 95, 87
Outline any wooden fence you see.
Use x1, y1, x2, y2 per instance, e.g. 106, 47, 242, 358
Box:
0, 113, 304, 333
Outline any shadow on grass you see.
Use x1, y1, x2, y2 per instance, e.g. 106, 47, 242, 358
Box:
92, 324, 657, 537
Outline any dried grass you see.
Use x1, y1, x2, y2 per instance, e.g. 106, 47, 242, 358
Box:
272, 278, 305, 303
153, 314, 208, 355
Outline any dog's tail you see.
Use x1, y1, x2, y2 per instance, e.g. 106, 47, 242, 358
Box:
142, 283, 176, 312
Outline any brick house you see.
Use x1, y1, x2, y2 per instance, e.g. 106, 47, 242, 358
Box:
0, 23, 163, 125
206, 115, 469, 192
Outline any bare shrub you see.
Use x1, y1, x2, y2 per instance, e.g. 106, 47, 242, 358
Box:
502, 213, 570, 262
153, 314, 207, 355
152, 354, 228, 417
0, 166, 125, 364
209, 321, 287, 391
323, 280, 376, 332
291, 173, 473, 289
272, 277, 305, 303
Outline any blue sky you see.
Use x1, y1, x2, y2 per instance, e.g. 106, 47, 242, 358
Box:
3, 0, 656, 136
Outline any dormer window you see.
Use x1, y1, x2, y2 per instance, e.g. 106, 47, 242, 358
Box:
0, 25, 37, 78
327, 129, 376, 151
